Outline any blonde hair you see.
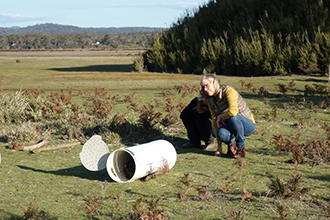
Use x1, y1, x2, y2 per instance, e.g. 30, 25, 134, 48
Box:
199, 73, 221, 99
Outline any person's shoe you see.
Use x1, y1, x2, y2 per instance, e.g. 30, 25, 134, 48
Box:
226, 142, 236, 158
204, 141, 215, 150
234, 147, 246, 158
182, 142, 201, 148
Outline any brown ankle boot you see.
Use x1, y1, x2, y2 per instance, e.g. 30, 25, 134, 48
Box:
227, 142, 236, 158
234, 147, 246, 158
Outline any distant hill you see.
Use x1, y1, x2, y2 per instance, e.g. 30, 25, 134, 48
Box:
0, 23, 163, 36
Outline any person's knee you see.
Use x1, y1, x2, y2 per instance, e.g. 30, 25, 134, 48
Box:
227, 115, 240, 124
217, 129, 228, 142
245, 123, 256, 136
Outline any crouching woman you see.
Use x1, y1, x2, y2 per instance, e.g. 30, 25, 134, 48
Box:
199, 73, 256, 158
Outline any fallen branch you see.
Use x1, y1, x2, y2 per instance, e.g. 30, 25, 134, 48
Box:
32, 142, 81, 154
23, 140, 49, 151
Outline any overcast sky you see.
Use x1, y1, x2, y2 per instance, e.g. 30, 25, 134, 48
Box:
0, 0, 205, 28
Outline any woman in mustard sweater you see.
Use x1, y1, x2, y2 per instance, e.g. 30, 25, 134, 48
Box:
199, 73, 255, 158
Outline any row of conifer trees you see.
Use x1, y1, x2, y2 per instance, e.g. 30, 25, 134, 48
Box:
139, 0, 330, 76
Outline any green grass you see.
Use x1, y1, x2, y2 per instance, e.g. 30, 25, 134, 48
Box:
0, 51, 329, 220
0, 54, 201, 93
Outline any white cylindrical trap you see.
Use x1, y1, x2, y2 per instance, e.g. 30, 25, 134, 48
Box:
80, 136, 177, 183
106, 139, 177, 183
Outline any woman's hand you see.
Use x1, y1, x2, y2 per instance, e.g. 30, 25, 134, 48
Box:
216, 114, 226, 128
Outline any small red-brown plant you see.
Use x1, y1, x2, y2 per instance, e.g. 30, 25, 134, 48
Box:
239, 79, 246, 87
19, 198, 50, 220
78, 196, 104, 220
251, 105, 259, 116
123, 197, 167, 220
246, 82, 254, 90
258, 86, 269, 97
137, 104, 162, 135
177, 173, 195, 202
277, 83, 288, 94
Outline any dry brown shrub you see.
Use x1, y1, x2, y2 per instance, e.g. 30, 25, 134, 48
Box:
8, 142, 25, 151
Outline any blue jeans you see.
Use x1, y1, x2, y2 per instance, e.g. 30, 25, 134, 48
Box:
217, 114, 255, 149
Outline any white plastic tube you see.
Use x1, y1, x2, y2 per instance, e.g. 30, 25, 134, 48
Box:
106, 139, 177, 183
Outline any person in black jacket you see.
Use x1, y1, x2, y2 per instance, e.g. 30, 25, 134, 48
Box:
180, 96, 215, 150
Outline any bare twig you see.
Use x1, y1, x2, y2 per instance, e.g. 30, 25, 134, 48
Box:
32, 142, 81, 154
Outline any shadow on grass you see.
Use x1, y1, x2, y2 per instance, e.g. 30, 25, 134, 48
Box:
170, 136, 222, 156
17, 165, 112, 182
83, 121, 218, 157
307, 174, 330, 182
175, 147, 215, 156
174, 143, 243, 159
242, 92, 329, 109
0, 209, 25, 220
296, 76, 329, 83
48, 64, 132, 72
124, 189, 149, 197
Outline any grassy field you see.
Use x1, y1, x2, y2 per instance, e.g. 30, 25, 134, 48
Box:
0, 50, 329, 220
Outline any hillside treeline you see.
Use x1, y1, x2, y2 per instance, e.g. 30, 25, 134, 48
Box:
140, 0, 330, 76
0, 23, 162, 36
0, 32, 156, 50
